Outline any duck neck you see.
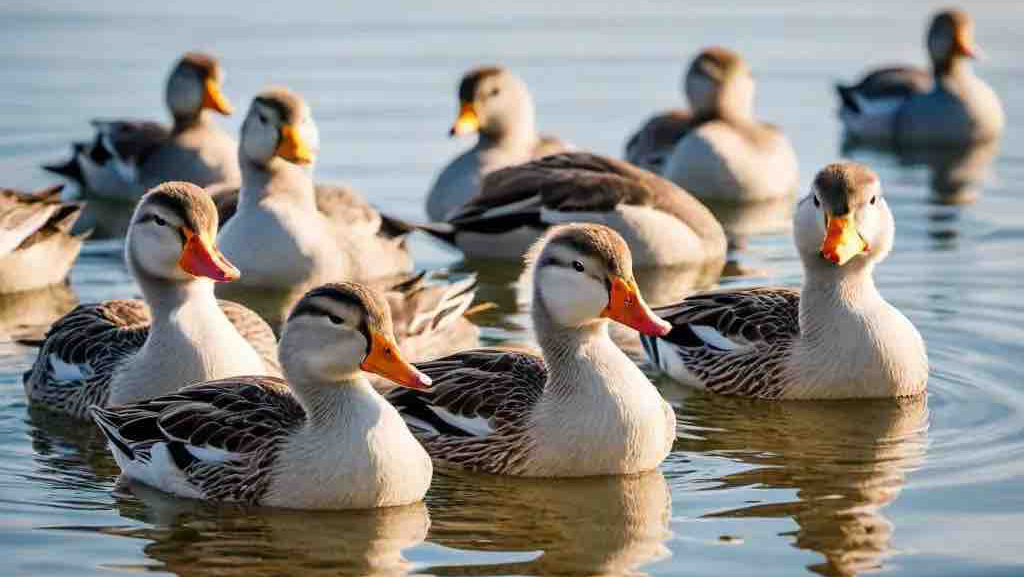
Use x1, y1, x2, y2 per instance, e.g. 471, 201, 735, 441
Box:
134, 266, 223, 335
239, 156, 317, 210
478, 112, 538, 153
532, 293, 620, 398
287, 369, 376, 430
933, 54, 971, 81
171, 109, 212, 134
799, 257, 881, 344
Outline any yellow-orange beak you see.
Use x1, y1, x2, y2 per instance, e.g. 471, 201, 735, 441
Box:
449, 102, 479, 137
601, 276, 671, 337
178, 228, 240, 282
360, 331, 432, 390
820, 214, 869, 266
276, 124, 315, 165
955, 27, 978, 58
201, 78, 233, 115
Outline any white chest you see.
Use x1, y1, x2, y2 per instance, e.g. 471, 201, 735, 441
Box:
266, 396, 432, 509
528, 346, 674, 476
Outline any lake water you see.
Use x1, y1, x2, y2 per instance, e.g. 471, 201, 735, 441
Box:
2, 1, 1023, 576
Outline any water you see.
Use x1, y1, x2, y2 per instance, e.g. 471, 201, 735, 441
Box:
1, 1, 1023, 575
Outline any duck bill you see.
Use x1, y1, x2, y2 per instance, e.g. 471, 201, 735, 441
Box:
449, 102, 479, 137
178, 228, 240, 282
360, 332, 432, 390
955, 29, 979, 58
276, 124, 315, 165
820, 214, 868, 266
201, 78, 234, 115
601, 276, 671, 337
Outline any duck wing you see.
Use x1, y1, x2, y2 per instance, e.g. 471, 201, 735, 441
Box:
91, 376, 305, 504
388, 347, 546, 438
23, 299, 151, 418
641, 287, 800, 398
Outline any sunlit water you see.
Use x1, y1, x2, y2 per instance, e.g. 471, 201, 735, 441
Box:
1, 1, 1023, 576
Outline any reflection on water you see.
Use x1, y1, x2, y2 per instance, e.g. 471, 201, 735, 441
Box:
426, 470, 672, 576
113, 488, 429, 577
679, 395, 929, 577
843, 140, 999, 205
0, 283, 77, 342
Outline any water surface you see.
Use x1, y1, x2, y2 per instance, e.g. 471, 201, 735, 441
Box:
1, 1, 1023, 575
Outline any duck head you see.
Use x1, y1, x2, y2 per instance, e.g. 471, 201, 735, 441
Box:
127, 181, 239, 283
282, 282, 431, 389
166, 52, 233, 121
449, 66, 537, 141
794, 162, 894, 270
684, 46, 755, 121
528, 223, 670, 336
239, 87, 320, 168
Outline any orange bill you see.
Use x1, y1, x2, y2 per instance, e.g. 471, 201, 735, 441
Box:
360, 331, 432, 390
276, 124, 315, 165
601, 276, 671, 337
955, 26, 978, 58
820, 214, 868, 266
178, 228, 240, 282
201, 78, 234, 115
449, 102, 479, 137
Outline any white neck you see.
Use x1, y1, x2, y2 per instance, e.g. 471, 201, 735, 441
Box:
239, 157, 317, 210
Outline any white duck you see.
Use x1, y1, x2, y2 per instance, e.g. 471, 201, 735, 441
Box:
389, 223, 676, 477
657, 47, 799, 203
837, 9, 1004, 147
23, 182, 277, 418
425, 66, 570, 220
215, 87, 413, 323
642, 162, 928, 399
45, 52, 239, 202
92, 282, 434, 510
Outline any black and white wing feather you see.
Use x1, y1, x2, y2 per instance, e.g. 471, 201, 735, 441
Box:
642, 288, 800, 398
23, 299, 150, 418
91, 376, 305, 505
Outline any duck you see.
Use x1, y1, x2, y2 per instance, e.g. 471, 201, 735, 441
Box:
91, 282, 434, 510
420, 151, 727, 267
0, 184, 88, 293
654, 47, 798, 203
45, 52, 240, 202
388, 223, 676, 477
23, 182, 279, 419
837, 9, 1004, 147
425, 66, 571, 221
215, 87, 414, 324
641, 162, 928, 399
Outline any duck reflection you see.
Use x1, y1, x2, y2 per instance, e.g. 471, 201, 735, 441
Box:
842, 139, 998, 205
114, 484, 429, 577
424, 469, 672, 576
678, 394, 929, 577
0, 283, 77, 342
25, 406, 120, 490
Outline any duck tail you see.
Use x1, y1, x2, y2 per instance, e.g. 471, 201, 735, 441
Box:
42, 144, 87, 187
835, 83, 862, 114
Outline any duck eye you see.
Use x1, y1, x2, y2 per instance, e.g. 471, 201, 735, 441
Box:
812, 196, 820, 208
870, 196, 877, 205
327, 314, 344, 325
152, 215, 167, 227
257, 113, 267, 124
489, 88, 500, 97
572, 260, 585, 273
